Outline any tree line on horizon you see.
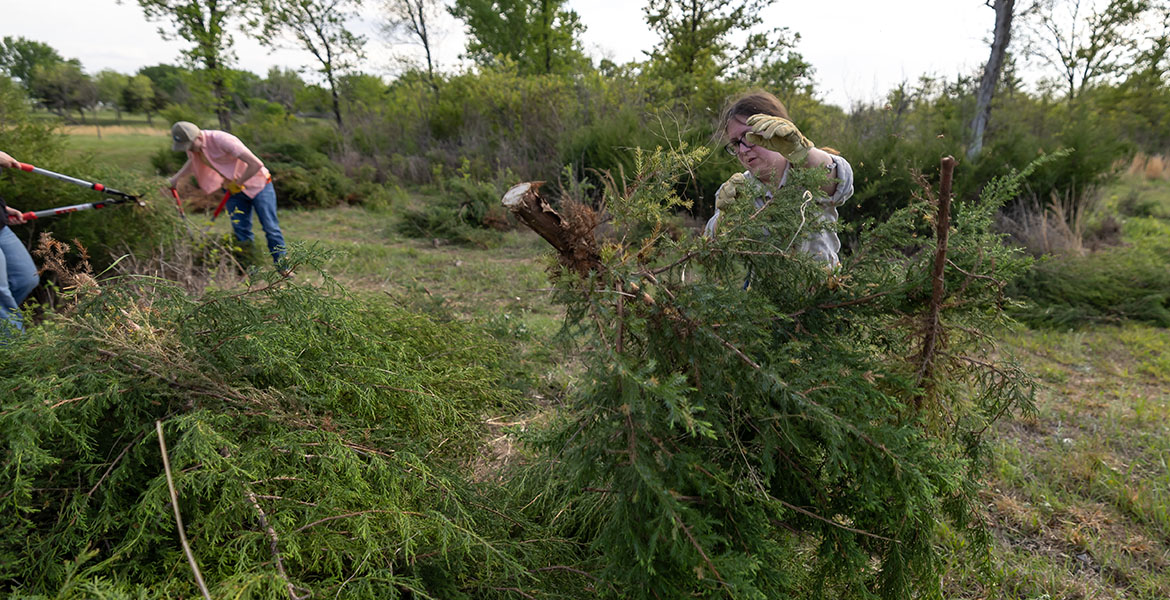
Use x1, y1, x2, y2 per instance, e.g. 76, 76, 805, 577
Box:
1, 0, 1168, 220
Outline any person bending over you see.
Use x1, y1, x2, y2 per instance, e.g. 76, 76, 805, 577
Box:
166, 121, 289, 272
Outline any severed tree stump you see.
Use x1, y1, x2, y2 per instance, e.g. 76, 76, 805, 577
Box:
501, 182, 601, 276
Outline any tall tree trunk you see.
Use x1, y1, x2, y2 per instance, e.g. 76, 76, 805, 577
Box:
205, 48, 231, 131
327, 70, 343, 127
417, 2, 439, 99
968, 0, 1015, 160
213, 77, 232, 131
541, 0, 552, 74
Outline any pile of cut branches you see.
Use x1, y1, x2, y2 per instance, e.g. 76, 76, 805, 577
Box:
0, 251, 583, 599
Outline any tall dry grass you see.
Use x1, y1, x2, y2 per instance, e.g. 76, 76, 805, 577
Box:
60, 124, 168, 136
1125, 152, 1169, 180
996, 185, 1104, 257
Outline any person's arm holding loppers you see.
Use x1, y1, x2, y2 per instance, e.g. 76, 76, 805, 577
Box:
0, 151, 28, 225
225, 146, 264, 195
164, 154, 197, 196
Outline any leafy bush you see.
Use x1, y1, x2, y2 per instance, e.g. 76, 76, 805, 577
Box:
396, 176, 510, 246
159, 103, 207, 128
835, 79, 1128, 242
149, 144, 185, 176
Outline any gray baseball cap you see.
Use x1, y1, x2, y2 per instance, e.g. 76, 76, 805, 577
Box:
171, 121, 200, 152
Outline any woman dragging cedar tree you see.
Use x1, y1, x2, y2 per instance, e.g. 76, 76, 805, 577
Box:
0, 150, 40, 335
706, 90, 854, 268
164, 121, 291, 275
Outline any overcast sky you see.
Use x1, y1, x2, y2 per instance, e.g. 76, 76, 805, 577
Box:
0, 0, 998, 109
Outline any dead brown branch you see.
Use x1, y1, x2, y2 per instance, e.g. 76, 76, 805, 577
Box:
156, 420, 212, 600
916, 156, 957, 407
247, 491, 311, 600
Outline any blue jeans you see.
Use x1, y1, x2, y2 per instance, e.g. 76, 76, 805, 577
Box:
0, 226, 40, 333
226, 182, 287, 263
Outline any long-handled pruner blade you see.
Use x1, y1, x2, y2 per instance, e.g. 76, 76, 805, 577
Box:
17, 162, 141, 203
21, 197, 137, 221
169, 187, 186, 217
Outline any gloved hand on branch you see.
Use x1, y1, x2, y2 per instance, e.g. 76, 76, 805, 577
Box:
745, 114, 814, 165
715, 172, 747, 210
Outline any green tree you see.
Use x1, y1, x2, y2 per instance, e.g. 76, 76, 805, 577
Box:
255, 66, 305, 117
734, 29, 814, 100
449, 0, 586, 75
121, 74, 159, 124
138, 63, 194, 105
0, 36, 68, 89
338, 72, 388, 112
1024, 0, 1154, 102
131, 0, 257, 130
1090, 3, 1170, 151
256, 0, 367, 126
29, 61, 94, 122
95, 69, 130, 123
382, 0, 445, 95
644, 0, 785, 79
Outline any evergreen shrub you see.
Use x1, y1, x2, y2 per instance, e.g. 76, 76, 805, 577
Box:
1009, 215, 1170, 327
525, 144, 1039, 598
0, 255, 580, 598
396, 176, 510, 246
148, 145, 184, 176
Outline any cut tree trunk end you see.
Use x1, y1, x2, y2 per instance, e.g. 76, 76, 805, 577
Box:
501, 182, 600, 276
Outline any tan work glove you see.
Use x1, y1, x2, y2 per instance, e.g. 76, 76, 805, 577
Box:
745, 114, 814, 165
715, 172, 747, 210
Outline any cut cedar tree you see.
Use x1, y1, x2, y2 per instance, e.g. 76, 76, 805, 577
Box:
501, 181, 601, 276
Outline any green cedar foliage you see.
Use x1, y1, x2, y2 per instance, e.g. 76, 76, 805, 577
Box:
396, 175, 510, 246
533, 145, 1038, 598
1009, 214, 1170, 327
0, 259, 577, 598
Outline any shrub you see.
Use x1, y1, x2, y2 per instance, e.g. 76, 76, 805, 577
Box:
150, 144, 185, 176
396, 176, 510, 246
523, 146, 1037, 598
158, 103, 208, 128
1009, 215, 1170, 327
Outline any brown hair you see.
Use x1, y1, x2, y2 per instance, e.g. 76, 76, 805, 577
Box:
716, 90, 790, 141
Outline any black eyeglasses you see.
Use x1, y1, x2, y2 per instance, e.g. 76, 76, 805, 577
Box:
724, 137, 755, 156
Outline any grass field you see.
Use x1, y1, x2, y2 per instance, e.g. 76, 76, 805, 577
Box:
42, 109, 170, 175
950, 325, 1170, 598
